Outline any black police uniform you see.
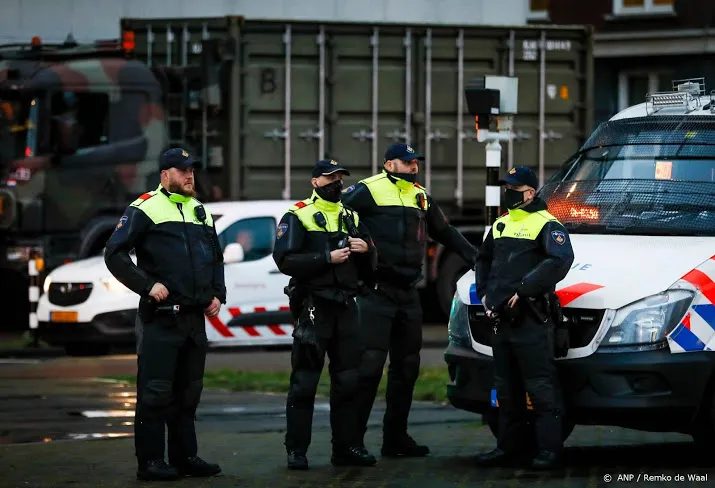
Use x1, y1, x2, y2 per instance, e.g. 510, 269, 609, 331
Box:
341, 143, 477, 456
474, 166, 574, 470
104, 148, 224, 481
273, 159, 378, 470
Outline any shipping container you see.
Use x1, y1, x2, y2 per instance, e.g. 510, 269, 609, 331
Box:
120, 16, 594, 318
121, 17, 593, 214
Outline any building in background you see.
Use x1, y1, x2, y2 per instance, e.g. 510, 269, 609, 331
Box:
527, 0, 715, 124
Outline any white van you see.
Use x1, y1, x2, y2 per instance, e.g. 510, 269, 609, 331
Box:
36, 200, 295, 356
445, 78, 715, 449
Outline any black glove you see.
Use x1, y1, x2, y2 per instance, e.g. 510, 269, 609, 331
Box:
554, 325, 569, 358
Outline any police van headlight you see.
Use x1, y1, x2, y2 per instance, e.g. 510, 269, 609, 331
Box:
601, 290, 695, 347
448, 294, 472, 349
102, 276, 129, 293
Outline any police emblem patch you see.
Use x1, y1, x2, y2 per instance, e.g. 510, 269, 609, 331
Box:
277, 223, 288, 239
509, 167, 516, 174
343, 184, 355, 194
116, 215, 127, 230
551, 230, 566, 245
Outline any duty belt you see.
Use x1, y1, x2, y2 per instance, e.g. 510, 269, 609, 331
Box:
155, 304, 204, 314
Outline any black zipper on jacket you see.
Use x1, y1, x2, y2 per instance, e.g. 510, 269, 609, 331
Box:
176, 203, 197, 301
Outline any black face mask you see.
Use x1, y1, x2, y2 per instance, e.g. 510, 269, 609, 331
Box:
315, 180, 343, 202
387, 171, 418, 184
504, 188, 527, 210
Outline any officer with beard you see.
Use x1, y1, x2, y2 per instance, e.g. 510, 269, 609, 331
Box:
473, 165, 573, 470
273, 158, 378, 470
105, 148, 224, 481
342, 143, 477, 458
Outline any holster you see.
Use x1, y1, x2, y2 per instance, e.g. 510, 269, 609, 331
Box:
285, 287, 319, 348
138, 297, 156, 321
546, 292, 566, 328
523, 296, 550, 324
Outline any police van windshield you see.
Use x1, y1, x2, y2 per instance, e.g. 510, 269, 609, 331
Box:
539, 116, 715, 237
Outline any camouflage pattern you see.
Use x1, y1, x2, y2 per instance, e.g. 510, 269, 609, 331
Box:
0, 39, 168, 253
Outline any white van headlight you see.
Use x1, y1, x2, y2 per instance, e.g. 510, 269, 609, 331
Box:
102, 276, 129, 293
602, 290, 695, 346
43, 276, 52, 294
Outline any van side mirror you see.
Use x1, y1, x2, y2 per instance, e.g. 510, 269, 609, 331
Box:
223, 242, 244, 264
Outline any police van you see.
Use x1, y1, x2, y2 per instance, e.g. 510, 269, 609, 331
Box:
36, 200, 295, 356
445, 78, 715, 449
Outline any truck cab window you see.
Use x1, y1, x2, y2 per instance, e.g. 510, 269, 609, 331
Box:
49, 92, 109, 154
218, 217, 277, 263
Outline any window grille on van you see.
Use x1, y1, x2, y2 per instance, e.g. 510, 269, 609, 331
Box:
540, 179, 715, 235
581, 115, 715, 151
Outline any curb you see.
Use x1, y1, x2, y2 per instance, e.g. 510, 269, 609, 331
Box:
0, 347, 65, 359
0, 343, 446, 359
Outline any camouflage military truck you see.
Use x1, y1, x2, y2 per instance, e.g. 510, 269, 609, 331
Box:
0, 35, 181, 331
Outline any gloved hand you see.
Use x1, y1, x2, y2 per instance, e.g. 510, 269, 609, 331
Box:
554, 325, 570, 358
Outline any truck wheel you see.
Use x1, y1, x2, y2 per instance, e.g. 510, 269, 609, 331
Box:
64, 343, 110, 357
483, 408, 575, 445
436, 252, 471, 319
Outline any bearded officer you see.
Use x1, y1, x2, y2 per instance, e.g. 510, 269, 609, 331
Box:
473, 165, 574, 470
273, 158, 378, 470
104, 148, 224, 481
341, 143, 477, 458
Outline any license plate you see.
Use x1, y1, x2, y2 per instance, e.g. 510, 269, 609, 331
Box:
51, 311, 78, 323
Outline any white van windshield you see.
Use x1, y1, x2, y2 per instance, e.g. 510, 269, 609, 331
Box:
540, 116, 715, 236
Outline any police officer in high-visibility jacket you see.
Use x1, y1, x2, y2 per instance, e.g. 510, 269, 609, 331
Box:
341, 143, 477, 457
273, 158, 378, 471
104, 148, 224, 481
473, 165, 574, 471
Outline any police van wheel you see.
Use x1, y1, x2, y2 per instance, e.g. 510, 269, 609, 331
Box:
691, 388, 715, 450
483, 408, 575, 444
64, 343, 110, 357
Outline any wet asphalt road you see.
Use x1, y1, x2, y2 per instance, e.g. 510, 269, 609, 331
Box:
0, 346, 466, 445
0, 375, 476, 445
0, 349, 713, 487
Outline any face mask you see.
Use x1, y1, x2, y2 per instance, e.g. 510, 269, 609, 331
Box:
315, 180, 343, 202
387, 171, 417, 184
504, 188, 527, 210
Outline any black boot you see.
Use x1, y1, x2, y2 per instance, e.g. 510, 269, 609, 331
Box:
136, 460, 180, 481
530, 450, 562, 470
173, 456, 221, 477
331, 446, 377, 467
381, 433, 430, 457
287, 450, 309, 470
473, 448, 523, 468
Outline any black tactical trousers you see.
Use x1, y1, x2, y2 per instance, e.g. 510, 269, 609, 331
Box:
285, 296, 363, 454
134, 309, 208, 465
355, 283, 422, 444
491, 311, 564, 455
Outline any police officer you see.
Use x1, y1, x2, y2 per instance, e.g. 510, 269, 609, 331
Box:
473, 166, 574, 470
273, 158, 379, 470
342, 143, 477, 457
105, 148, 224, 481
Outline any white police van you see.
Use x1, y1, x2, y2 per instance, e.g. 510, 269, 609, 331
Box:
36, 200, 295, 356
445, 78, 715, 449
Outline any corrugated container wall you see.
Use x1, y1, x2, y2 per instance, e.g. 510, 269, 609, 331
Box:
0, 0, 528, 43
122, 18, 594, 218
